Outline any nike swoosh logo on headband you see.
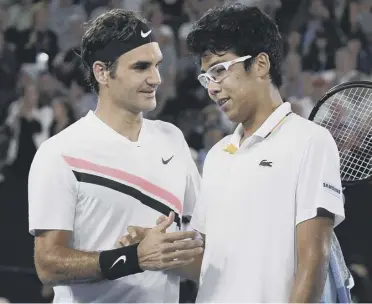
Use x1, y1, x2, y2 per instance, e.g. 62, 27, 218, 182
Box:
141, 30, 152, 38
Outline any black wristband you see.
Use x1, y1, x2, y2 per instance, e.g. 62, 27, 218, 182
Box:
99, 243, 144, 280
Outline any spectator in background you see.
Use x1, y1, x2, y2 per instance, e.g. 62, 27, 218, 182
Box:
177, 109, 204, 151
48, 0, 86, 44
145, 2, 177, 118
348, 33, 372, 75
53, 47, 86, 88
300, 0, 343, 71
15, 4, 59, 67
38, 71, 67, 107
329, 46, 369, 87
122, 0, 145, 12
197, 123, 224, 171
68, 78, 97, 119
5, 83, 48, 177
108, 0, 125, 9
354, 0, 372, 45
281, 32, 307, 100
6, 0, 41, 32
0, 5, 8, 32
15, 64, 39, 97
302, 30, 336, 72
57, 13, 86, 53
0, 30, 18, 108
284, 31, 301, 55
49, 97, 75, 137
83, 0, 110, 17
177, 22, 198, 87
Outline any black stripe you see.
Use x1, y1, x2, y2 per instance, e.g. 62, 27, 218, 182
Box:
72, 171, 181, 228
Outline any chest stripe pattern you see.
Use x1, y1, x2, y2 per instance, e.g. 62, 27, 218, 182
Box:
63, 155, 182, 228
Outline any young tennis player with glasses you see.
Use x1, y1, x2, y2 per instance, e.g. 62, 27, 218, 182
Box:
121, 3, 347, 302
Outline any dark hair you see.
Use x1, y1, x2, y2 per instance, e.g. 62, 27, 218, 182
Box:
186, 3, 284, 87
81, 9, 147, 93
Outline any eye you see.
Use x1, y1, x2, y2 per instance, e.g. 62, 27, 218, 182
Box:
210, 64, 227, 76
215, 66, 226, 74
133, 62, 150, 70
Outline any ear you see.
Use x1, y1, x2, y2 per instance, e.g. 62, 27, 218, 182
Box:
92, 61, 109, 86
254, 53, 270, 79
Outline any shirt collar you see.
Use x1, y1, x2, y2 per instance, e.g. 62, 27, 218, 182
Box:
86, 110, 148, 145
224, 102, 292, 154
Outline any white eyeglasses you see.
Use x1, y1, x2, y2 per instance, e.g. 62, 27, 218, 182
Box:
197, 55, 252, 89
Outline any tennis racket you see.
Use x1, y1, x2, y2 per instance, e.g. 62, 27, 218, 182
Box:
308, 81, 372, 187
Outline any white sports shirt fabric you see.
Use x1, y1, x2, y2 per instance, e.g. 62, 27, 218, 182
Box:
28, 111, 201, 303
191, 102, 345, 302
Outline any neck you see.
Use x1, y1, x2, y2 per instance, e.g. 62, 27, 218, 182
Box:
241, 88, 283, 141
95, 97, 143, 142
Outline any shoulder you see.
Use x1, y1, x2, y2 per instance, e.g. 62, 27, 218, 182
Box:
292, 114, 336, 143
284, 114, 336, 146
145, 119, 186, 142
33, 118, 87, 161
286, 115, 339, 161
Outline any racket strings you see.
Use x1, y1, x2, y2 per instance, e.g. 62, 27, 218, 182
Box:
312, 87, 372, 182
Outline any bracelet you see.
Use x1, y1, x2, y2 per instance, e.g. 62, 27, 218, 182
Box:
99, 243, 144, 280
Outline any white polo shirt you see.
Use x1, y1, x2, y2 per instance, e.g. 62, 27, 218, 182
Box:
28, 111, 200, 303
191, 102, 345, 303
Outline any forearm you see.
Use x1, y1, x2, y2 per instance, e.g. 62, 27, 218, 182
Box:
170, 253, 203, 282
289, 258, 329, 303
36, 245, 103, 286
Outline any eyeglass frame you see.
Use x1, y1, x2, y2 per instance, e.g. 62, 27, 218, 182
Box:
197, 55, 253, 89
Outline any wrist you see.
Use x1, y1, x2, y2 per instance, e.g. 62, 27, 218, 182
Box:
99, 243, 144, 280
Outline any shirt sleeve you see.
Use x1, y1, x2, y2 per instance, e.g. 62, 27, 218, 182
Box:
181, 134, 201, 217
28, 143, 77, 235
295, 128, 345, 227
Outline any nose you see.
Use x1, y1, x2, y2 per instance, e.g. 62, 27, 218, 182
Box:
147, 66, 162, 86
207, 80, 221, 98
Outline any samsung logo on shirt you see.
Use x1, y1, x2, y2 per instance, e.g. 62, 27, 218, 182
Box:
323, 182, 341, 195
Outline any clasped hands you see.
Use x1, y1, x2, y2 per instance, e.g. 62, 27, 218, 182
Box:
116, 212, 203, 271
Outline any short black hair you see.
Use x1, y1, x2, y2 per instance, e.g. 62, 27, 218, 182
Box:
81, 9, 147, 93
186, 3, 284, 88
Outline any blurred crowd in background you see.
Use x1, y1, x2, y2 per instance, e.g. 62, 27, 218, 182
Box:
0, 0, 372, 302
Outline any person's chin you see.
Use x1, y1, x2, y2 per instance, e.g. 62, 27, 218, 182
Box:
225, 109, 239, 122
140, 97, 157, 112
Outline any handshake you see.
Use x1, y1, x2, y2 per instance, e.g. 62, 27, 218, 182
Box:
116, 212, 204, 271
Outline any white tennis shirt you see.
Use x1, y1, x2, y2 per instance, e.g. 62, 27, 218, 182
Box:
191, 102, 345, 302
28, 111, 200, 303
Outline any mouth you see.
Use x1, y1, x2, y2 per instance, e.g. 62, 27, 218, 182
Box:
217, 98, 229, 107
140, 90, 156, 97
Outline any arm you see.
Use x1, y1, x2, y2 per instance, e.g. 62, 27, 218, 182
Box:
35, 216, 203, 287
289, 216, 334, 303
292, 129, 346, 302
34, 230, 103, 286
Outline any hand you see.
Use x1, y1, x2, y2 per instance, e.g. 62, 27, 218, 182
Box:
116, 226, 150, 247
137, 212, 203, 271
115, 215, 169, 248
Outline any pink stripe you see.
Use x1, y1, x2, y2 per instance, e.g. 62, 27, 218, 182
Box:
63, 155, 182, 213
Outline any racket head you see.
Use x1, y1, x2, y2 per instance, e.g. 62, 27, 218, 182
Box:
308, 81, 372, 187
